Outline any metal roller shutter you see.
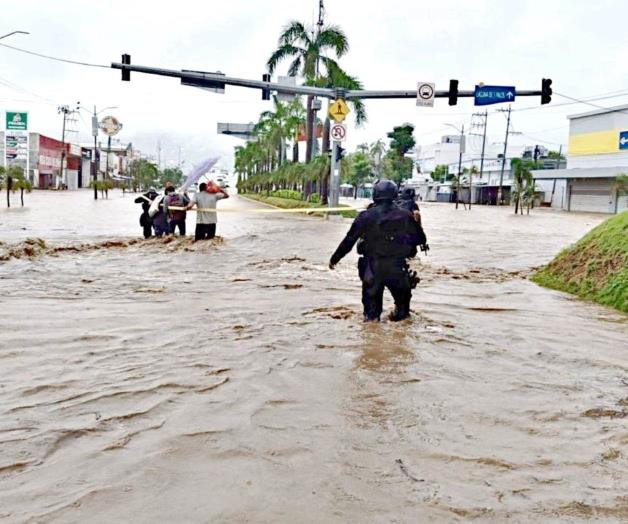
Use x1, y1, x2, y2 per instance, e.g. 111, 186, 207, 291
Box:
569, 179, 612, 213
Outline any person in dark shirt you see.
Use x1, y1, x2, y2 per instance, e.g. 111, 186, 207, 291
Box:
329, 180, 428, 322
134, 187, 158, 239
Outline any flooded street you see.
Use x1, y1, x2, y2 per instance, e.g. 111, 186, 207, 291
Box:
1, 190, 626, 522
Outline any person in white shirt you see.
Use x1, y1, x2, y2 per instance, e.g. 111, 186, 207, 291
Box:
187, 181, 229, 240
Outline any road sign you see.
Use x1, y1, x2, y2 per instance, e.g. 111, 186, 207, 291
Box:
474, 85, 515, 106
620, 131, 628, 150
6, 111, 27, 131
329, 99, 350, 122
416, 82, 435, 107
330, 122, 347, 142
99, 115, 123, 136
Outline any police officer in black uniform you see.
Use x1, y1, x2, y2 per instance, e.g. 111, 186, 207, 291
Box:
397, 187, 419, 213
397, 186, 424, 229
328, 180, 427, 322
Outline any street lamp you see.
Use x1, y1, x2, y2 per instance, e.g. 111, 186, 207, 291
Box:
0, 30, 29, 40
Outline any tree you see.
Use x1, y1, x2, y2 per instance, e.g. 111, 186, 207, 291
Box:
370, 139, 386, 176
1, 166, 30, 208
129, 159, 160, 191
511, 158, 536, 214
385, 124, 416, 184
343, 151, 371, 198
432, 164, 449, 182
160, 167, 184, 188
267, 20, 349, 162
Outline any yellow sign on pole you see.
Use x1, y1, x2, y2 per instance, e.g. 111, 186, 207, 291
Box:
328, 98, 350, 122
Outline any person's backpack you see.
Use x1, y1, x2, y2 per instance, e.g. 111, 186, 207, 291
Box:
367, 207, 422, 258
168, 193, 187, 221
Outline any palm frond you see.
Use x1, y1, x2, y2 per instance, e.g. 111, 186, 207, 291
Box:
317, 25, 349, 57
267, 44, 300, 74
279, 21, 309, 46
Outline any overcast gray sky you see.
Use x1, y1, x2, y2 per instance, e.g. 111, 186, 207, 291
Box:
2, 0, 627, 170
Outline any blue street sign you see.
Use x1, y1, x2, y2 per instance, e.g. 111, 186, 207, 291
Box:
619, 131, 628, 150
474, 85, 516, 106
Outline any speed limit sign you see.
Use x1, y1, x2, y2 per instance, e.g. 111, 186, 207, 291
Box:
330, 122, 347, 142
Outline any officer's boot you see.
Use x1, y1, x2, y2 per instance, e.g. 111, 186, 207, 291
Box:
389, 302, 411, 322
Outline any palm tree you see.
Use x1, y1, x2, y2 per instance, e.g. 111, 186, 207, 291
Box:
267, 20, 349, 162
511, 158, 535, 214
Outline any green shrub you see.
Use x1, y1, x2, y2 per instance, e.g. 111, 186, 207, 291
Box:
271, 189, 303, 201
310, 193, 320, 204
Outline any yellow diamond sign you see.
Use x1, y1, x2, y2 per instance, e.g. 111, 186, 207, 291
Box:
329, 98, 350, 122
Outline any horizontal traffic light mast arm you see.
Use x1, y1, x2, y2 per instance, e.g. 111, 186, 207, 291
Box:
111, 62, 332, 97
112, 61, 544, 100
345, 89, 542, 99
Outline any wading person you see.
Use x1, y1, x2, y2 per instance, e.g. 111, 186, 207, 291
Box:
134, 187, 158, 239
187, 181, 229, 241
397, 187, 422, 226
148, 190, 169, 237
164, 186, 190, 236
329, 180, 427, 322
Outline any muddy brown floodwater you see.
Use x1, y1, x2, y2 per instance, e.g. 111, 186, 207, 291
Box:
1, 190, 627, 523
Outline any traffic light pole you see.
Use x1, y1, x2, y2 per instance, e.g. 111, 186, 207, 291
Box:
111, 60, 546, 102
329, 140, 340, 208
111, 58, 551, 210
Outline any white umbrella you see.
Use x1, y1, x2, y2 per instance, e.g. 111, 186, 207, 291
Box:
180, 157, 220, 191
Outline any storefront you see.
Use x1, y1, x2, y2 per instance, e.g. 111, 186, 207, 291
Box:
37, 135, 63, 189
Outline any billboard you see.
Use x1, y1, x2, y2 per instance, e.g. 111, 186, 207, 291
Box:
6, 111, 28, 131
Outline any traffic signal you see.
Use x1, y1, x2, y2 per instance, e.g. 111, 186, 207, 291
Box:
335, 145, 346, 162
262, 74, 271, 100
121, 54, 131, 81
541, 78, 552, 105
448, 79, 459, 106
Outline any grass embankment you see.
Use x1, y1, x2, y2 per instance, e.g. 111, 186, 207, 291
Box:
532, 211, 628, 313
241, 193, 358, 219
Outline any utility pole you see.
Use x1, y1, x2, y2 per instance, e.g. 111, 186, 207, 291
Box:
92, 106, 99, 200
456, 124, 464, 210
497, 105, 512, 205
58, 105, 70, 189
471, 109, 488, 209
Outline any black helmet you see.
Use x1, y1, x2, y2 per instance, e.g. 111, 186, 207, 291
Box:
372, 179, 398, 201
401, 187, 416, 200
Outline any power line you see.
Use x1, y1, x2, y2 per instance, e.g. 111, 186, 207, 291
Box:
0, 42, 109, 69
554, 91, 628, 115
513, 89, 628, 113
0, 74, 56, 103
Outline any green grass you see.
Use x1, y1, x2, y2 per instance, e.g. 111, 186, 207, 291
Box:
531, 211, 628, 313
241, 193, 358, 218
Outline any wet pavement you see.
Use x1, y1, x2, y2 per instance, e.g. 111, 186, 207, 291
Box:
1, 190, 626, 523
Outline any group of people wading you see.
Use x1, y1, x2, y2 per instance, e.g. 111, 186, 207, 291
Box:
134, 178, 427, 322
135, 181, 229, 241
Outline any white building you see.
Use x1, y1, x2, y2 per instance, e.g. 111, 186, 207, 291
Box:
533, 104, 628, 213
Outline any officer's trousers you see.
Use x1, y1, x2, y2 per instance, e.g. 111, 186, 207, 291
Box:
359, 257, 412, 321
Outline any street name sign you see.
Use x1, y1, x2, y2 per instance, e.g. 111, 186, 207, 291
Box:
329, 99, 350, 122
6, 111, 28, 131
619, 131, 628, 150
416, 82, 435, 107
330, 122, 347, 142
474, 85, 515, 106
